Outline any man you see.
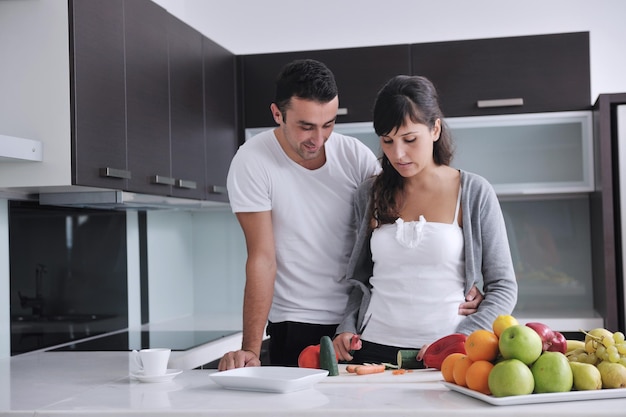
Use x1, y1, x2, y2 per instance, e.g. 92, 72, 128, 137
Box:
219, 59, 482, 369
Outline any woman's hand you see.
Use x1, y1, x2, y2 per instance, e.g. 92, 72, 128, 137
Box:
333, 332, 359, 361
416, 344, 429, 361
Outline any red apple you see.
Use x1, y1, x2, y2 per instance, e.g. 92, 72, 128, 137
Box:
548, 331, 567, 354
525, 322, 555, 351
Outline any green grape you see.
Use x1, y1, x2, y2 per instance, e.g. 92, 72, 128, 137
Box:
613, 331, 625, 344
617, 343, 626, 355
596, 345, 607, 361
585, 339, 596, 353
608, 351, 621, 363
619, 357, 626, 367
602, 336, 615, 348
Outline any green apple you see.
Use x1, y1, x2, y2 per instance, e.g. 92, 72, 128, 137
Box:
488, 358, 535, 397
498, 325, 543, 365
531, 351, 573, 393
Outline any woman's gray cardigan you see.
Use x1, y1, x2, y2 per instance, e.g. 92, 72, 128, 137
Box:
335, 170, 518, 338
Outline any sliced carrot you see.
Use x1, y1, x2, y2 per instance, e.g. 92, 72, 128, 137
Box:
346, 365, 359, 373
355, 364, 386, 375
392, 369, 407, 375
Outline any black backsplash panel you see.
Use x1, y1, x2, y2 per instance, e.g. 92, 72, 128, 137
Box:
9, 201, 129, 355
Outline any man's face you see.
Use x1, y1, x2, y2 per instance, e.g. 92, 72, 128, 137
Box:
272, 96, 339, 168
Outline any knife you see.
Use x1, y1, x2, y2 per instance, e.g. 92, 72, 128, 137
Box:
349, 314, 372, 355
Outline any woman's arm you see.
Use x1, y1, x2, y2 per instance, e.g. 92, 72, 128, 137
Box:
456, 172, 518, 334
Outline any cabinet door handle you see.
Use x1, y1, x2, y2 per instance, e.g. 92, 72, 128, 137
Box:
337, 108, 348, 116
99, 167, 131, 179
150, 175, 175, 185
209, 185, 227, 195
175, 179, 197, 190
477, 98, 524, 108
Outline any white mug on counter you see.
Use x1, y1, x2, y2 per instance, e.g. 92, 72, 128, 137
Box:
132, 348, 171, 376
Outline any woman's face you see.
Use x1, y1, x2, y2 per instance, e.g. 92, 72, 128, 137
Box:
380, 117, 441, 178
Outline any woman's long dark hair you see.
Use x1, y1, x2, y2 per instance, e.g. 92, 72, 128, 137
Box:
370, 75, 454, 227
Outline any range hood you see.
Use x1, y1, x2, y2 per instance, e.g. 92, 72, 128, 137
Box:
38, 190, 229, 211
0, 134, 43, 162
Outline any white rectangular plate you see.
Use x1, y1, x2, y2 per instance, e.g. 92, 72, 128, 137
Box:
209, 367, 329, 393
442, 381, 626, 405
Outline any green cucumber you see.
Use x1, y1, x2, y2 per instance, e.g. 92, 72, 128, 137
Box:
319, 336, 339, 376
397, 349, 421, 369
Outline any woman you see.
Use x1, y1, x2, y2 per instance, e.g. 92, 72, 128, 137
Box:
333, 75, 518, 365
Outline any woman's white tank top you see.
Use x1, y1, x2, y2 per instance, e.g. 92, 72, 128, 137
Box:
361, 188, 465, 347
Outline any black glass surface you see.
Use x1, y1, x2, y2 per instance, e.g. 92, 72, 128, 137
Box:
9, 201, 129, 355
50, 330, 239, 351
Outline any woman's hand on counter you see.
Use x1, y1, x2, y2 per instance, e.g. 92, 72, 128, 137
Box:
218, 349, 261, 371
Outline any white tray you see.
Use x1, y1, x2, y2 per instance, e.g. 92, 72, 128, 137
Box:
442, 381, 626, 406
209, 367, 328, 393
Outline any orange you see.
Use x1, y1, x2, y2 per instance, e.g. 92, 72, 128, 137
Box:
465, 360, 495, 395
465, 329, 499, 362
492, 314, 519, 338
441, 352, 465, 383
452, 354, 474, 387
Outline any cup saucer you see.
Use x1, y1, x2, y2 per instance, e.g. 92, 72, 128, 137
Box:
130, 369, 183, 383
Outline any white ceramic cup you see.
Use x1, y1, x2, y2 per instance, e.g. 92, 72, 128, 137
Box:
132, 348, 171, 376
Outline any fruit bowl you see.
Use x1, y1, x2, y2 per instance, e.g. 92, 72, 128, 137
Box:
442, 381, 626, 406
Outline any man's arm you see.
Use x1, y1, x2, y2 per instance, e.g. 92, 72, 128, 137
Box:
218, 211, 276, 370
458, 284, 484, 316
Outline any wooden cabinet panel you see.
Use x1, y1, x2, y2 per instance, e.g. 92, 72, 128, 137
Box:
204, 37, 237, 203
240, 45, 411, 128
70, 0, 128, 188
591, 93, 626, 332
124, 0, 171, 195
70, 0, 237, 202
168, 16, 206, 200
411, 32, 591, 117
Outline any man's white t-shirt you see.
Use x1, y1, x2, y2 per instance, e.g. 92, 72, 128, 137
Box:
227, 129, 380, 324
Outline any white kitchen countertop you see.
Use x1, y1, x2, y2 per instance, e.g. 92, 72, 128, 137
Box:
4, 314, 626, 416
3, 352, 626, 417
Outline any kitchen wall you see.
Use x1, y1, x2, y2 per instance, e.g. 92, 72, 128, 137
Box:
140, 208, 245, 324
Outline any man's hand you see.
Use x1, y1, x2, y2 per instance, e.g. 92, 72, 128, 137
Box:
218, 349, 261, 371
459, 285, 484, 315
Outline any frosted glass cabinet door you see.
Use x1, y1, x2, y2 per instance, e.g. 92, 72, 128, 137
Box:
448, 111, 593, 195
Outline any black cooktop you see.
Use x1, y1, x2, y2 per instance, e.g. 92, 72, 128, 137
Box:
50, 329, 239, 352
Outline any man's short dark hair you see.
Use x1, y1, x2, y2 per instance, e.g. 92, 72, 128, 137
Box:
274, 59, 338, 115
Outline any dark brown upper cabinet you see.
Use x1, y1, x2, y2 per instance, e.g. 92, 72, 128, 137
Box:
70, 0, 236, 201
204, 37, 237, 203
168, 15, 207, 200
411, 32, 591, 117
124, 0, 172, 195
239, 45, 411, 128
71, 0, 128, 189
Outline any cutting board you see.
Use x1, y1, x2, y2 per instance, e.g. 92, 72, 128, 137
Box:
319, 365, 441, 384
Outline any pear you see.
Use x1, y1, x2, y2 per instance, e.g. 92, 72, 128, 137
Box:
597, 361, 626, 388
569, 362, 602, 390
